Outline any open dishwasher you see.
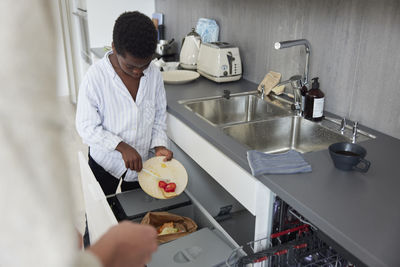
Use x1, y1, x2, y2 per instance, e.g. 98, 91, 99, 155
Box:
224, 196, 361, 266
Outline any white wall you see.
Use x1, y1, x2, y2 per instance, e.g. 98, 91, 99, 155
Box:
87, 0, 155, 48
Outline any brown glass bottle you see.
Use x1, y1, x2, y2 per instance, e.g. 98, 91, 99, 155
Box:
304, 77, 325, 121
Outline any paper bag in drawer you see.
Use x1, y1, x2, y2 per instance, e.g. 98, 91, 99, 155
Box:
141, 211, 198, 244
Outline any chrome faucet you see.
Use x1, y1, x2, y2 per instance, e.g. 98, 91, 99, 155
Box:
273, 75, 303, 113
274, 39, 311, 86
274, 39, 311, 115
340, 118, 347, 134
260, 85, 265, 100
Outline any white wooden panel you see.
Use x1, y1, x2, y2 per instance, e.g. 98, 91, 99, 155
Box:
167, 114, 275, 244
78, 151, 117, 243
167, 114, 261, 215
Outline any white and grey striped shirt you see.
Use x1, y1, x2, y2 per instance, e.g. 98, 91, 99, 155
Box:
76, 51, 168, 182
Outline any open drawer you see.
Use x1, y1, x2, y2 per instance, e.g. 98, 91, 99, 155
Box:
78, 150, 246, 266
109, 188, 245, 267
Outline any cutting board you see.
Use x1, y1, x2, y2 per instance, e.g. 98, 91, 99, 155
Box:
138, 156, 188, 199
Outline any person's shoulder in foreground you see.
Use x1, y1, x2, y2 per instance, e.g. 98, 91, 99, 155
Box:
0, 1, 160, 266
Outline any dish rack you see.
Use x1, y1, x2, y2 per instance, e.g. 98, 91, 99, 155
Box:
225, 199, 354, 267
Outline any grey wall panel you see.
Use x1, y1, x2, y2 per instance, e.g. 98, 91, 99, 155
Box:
350, 0, 400, 135
155, 0, 400, 139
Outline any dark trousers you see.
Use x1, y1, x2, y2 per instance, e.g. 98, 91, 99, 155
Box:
88, 153, 140, 196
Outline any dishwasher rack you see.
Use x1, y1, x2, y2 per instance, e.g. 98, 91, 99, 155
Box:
225, 197, 354, 267
226, 230, 348, 266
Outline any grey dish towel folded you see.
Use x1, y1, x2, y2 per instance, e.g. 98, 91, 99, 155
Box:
247, 150, 312, 176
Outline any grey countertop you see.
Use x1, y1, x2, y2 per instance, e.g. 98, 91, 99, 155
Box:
91, 47, 109, 59
165, 76, 400, 267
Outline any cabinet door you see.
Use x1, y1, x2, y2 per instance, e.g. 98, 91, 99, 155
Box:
78, 151, 117, 243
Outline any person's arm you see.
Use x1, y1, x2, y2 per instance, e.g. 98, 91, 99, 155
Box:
87, 221, 158, 267
151, 72, 173, 161
116, 141, 143, 171
75, 75, 122, 152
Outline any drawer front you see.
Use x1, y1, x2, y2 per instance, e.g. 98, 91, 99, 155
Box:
148, 189, 244, 267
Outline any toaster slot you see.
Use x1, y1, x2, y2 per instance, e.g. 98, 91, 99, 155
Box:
227, 51, 234, 75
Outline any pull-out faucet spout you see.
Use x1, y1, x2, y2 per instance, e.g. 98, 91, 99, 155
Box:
274, 39, 311, 86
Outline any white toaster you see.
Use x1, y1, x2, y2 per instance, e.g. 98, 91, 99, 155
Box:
197, 42, 242, 83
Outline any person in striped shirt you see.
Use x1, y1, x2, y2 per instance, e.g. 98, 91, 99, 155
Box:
76, 11, 173, 196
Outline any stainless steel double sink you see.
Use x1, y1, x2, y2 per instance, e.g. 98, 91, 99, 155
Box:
180, 92, 374, 154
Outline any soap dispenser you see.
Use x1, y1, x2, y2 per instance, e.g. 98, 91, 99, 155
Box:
305, 77, 325, 121
300, 84, 308, 115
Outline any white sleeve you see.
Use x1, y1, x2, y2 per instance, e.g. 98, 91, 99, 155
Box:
150, 72, 169, 149
75, 73, 122, 151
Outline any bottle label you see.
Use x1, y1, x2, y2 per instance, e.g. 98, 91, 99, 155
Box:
301, 96, 306, 112
312, 97, 324, 118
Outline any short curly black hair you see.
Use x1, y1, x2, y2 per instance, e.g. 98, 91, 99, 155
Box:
113, 11, 157, 58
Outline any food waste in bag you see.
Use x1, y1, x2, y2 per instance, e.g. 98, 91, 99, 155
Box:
141, 211, 198, 244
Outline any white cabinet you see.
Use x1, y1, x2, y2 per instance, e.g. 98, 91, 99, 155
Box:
78, 152, 117, 243
167, 113, 275, 246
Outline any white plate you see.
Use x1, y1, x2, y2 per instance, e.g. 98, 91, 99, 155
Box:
162, 70, 200, 84
138, 156, 188, 199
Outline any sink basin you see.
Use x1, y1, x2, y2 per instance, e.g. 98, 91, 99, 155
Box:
182, 93, 291, 127
180, 92, 375, 154
222, 116, 351, 153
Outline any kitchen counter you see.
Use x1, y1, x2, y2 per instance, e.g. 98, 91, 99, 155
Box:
165, 76, 400, 267
90, 47, 109, 59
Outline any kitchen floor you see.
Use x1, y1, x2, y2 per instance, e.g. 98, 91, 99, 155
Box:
58, 96, 87, 234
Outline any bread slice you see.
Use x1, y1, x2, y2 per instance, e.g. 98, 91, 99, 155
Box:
162, 190, 178, 199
